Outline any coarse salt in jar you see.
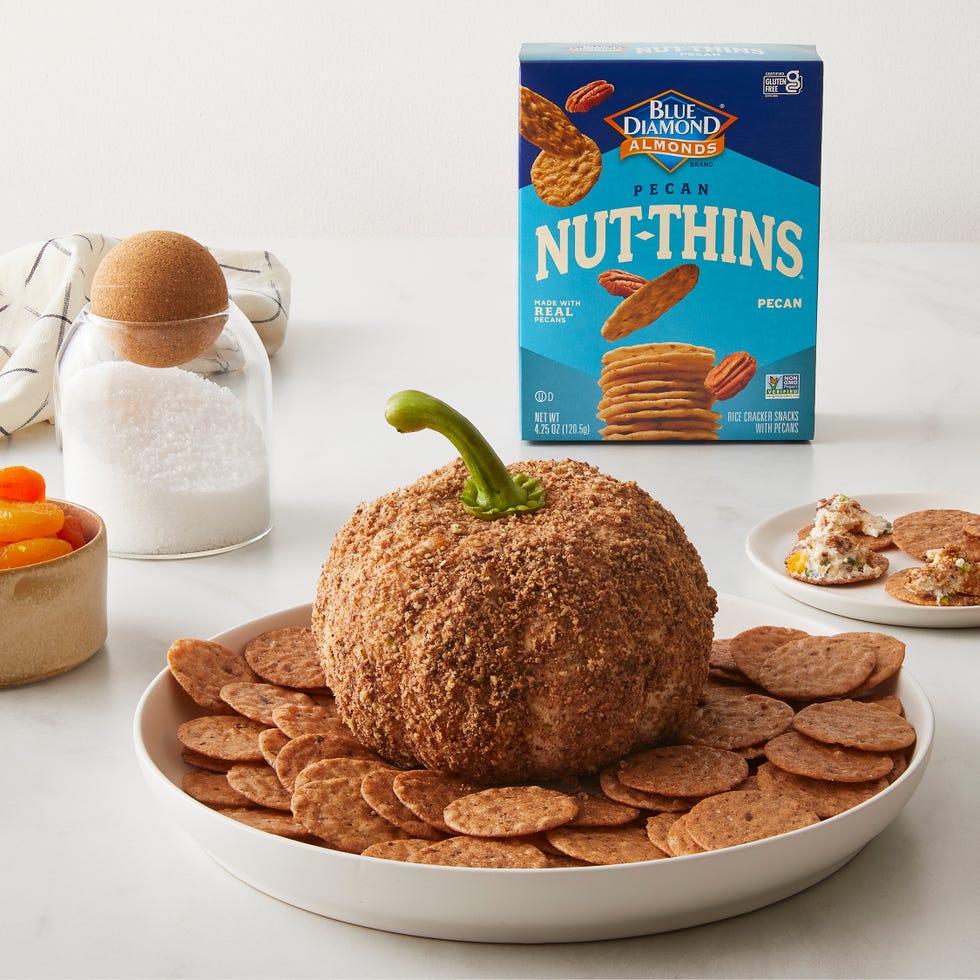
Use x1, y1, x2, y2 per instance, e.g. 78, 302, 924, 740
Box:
54, 232, 273, 559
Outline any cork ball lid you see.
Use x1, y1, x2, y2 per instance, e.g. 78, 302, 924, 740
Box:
91, 230, 228, 322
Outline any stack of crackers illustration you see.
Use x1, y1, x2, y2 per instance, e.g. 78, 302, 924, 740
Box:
597, 342, 721, 441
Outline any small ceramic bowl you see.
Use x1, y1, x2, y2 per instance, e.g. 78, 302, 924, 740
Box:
0, 500, 108, 687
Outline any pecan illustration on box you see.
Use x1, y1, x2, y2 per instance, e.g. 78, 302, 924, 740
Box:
598, 269, 647, 297
704, 352, 758, 400
565, 79, 615, 113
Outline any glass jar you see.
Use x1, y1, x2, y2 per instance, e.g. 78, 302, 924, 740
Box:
55, 302, 273, 559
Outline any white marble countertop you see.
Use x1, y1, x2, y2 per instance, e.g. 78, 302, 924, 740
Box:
2, 239, 979, 978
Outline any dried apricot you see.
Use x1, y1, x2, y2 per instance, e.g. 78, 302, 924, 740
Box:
0, 500, 66, 543
56, 515, 87, 550
0, 537, 73, 569
0, 466, 46, 503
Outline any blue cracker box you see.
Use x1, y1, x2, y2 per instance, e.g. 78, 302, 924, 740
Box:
519, 43, 823, 441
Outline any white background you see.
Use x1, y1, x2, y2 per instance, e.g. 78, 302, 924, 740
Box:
2, 0, 977, 246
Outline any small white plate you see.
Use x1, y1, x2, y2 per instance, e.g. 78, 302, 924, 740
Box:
746, 492, 980, 629
133, 595, 933, 943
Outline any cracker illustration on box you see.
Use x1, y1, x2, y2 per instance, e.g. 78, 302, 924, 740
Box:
521, 85, 603, 207
596, 341, 721, 440
530, 136, 603, 207
519, 85, 589, 158
519, 44, 823, 441
600, 263, 700, 341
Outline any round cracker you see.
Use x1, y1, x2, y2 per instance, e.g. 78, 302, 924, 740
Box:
756, 761, 888, 819
755, 633, 878, 700
567, 792, 640, 828
410, 836, 549, 869
845, 633, 906, 693
219, 681, 314, 726
360, 768, 444, 840
764, 730, 895, 783
884, 567, 980, 607
601, 341, 715, 364
275, 729, 386, 791
530, 136, 602, 207
443, 785, 580, 838
176, 715, 268, 762
221, 806, 312, 839
598, 404, 720, 422
599, 356, 713, 381
293, 756, 392, 793
644, 811, 680, 853
226, 762, 293, 811
257, 727, 290, 767
180, 748, 233, 773
617, 744, 749, 798
709, 638, 742, 675
677, 685, 794, 750
545, 823, 667, 865
392, 770, 479, 834
167, 638, 259, 713
600, 428, 720, 442
243, 626, 328, 690
599, 391, 714, 411
599, 379, 713, 402
271, 700, 342, 737
291, 776, 410, 852
792, 699, 916, 752
360, 838, 435, 862
728, 626, 810, 686
181, 770, 250, 808
786, 549, 889, 586
892, 509, 980, 559
665, 812, 706, 855
684, 789, 819, 850
598, 766, 694, 811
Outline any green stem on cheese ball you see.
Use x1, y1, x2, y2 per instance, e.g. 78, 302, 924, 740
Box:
384, 389, 546, 521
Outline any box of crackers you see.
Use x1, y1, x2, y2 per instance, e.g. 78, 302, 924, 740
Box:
519, 43, 823, 441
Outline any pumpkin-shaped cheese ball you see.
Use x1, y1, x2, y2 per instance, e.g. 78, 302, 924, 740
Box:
312, 391, 716, 785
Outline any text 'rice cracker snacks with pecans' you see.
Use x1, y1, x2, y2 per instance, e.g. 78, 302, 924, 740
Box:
519, 43, 823, 442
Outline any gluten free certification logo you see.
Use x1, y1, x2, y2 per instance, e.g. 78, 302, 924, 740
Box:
763, 69, 804, 97
604, 89, 737, 172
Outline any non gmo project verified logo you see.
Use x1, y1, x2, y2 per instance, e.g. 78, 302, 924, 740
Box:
765, 374, 801, 399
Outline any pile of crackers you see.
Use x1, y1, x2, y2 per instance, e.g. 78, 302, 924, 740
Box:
166, 621, 916, 869
597, 342, 722, 442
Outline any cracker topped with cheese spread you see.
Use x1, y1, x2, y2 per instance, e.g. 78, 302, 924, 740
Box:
786, 494, 891, 586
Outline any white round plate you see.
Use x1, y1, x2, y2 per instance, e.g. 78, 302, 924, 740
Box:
133, 595, 933, 943
746, 492, 980, 629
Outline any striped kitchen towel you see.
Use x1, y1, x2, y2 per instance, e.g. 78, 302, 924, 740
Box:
0, 233, 290, 437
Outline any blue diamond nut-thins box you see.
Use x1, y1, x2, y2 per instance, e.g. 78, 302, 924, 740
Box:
519, 43, 823, 441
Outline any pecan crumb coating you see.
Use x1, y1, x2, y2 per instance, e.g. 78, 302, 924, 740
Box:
313, 458, 716, 784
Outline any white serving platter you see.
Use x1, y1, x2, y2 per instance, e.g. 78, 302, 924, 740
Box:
134, 595, 934, 943
746, 492, 980, 629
